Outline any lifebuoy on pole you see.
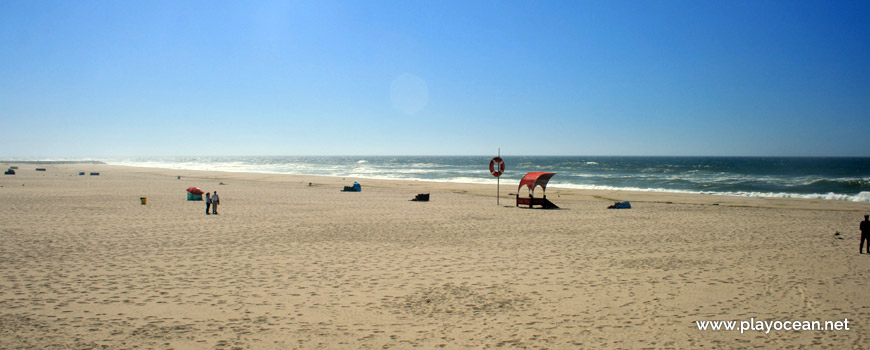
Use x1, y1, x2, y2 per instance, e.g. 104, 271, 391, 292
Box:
491, 150, 505, 205
490, 157, 505, 177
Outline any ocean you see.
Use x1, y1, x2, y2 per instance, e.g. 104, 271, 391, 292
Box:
107, 156, 870, 203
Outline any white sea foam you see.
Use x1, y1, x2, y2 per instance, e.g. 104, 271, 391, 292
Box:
547, 184, 870, 203
408, 163, 444, 168
853, 191, 870, 202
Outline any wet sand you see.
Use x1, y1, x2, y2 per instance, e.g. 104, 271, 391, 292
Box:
1, 163, 869, 349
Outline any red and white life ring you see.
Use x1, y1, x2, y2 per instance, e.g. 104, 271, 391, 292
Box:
489, 157, 505, 177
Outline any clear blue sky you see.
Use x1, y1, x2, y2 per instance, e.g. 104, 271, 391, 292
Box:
1, 0, 868, 157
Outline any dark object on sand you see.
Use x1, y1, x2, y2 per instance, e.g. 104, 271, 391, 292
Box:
411, 193, 429, 202
341, 182, 361, 192
4, 169, 14, 175
89, 172, 100, 176
516, 172, 559, 209
79, 172, 85, 175
608, 201, 631, 209
36, 168, 46, 171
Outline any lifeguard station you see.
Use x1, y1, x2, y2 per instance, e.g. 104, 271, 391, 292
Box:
516, 172, 559, 209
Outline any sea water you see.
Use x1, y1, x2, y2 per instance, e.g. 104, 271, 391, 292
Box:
107, 156, 870, 203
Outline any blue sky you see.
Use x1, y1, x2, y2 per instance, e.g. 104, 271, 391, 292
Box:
1, 0, 868, 157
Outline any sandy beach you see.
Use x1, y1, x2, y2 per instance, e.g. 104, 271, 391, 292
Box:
1, 163, 869, 349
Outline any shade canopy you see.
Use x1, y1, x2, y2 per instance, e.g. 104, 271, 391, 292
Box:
186, 187, 204, 195
517, 172, 556, 196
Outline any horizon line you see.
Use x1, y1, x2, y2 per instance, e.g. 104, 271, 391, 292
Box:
3, 154, 870, 160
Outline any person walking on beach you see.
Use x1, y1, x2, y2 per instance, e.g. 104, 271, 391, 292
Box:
205, 192, 212, 215
861, 215, 870, 254
212, 191, 220, 215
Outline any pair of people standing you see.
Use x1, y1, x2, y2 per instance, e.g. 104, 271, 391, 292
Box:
205, 191, 220, 215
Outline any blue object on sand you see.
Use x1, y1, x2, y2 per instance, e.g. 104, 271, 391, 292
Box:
610, 201, 631, 209
90, 172, 100, 176
342, 181, 361, 192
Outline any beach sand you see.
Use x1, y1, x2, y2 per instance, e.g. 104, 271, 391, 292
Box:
2, 163, 869, 349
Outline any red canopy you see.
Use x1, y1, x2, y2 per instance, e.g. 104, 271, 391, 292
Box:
186, 187, 204, 195
518, 172, 556, 196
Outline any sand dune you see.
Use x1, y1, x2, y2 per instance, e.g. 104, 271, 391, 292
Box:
1, 163, 869, 349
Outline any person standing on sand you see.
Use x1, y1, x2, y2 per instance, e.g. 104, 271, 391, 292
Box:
205, 192, 212, 215
861, 215, 870, 254
212, 191, 220, 215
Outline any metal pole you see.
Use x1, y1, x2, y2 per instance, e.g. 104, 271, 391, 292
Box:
497, 148, 500, 205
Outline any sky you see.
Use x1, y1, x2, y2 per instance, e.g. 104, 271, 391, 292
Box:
1, 0, 868, 157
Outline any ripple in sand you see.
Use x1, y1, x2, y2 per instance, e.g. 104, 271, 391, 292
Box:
130, 323, 197, 340
388, 283, 531, 316
620, 256, 712, 270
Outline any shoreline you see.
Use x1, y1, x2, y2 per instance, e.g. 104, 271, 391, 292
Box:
98, 159, 870, 205
0, 160, 106, 164
9, 156, 866, 204
53, 163, 870, 211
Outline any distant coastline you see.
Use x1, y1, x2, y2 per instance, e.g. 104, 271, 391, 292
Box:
1, 160, 106, 165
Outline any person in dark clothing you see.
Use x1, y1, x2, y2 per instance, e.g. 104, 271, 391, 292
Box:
205, 192, 212, 215
861, 215, 870, 254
